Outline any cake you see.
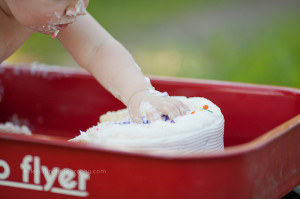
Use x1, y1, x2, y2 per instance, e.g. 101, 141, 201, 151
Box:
70, 96, 224, 156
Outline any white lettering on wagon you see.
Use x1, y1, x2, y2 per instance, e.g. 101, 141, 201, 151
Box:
0, 155, 90, 197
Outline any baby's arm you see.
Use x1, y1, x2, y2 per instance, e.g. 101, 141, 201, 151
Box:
58, 13, 188, 122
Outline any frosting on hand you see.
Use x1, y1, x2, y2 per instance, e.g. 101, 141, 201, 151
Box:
127, 89, 189, 123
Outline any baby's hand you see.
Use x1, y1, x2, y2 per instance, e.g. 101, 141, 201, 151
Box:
127, 90, 189, 123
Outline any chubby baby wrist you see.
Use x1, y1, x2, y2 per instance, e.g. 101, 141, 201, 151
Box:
126, 88, 169, 106
125, 89, 149, 106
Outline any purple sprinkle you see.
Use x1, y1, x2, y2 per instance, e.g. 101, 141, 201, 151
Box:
142, 117, 149, 124
171, 120, 175, 123
162, 115, 169, 121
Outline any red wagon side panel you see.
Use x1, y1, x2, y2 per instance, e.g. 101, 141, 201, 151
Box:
0, 65, 299, 198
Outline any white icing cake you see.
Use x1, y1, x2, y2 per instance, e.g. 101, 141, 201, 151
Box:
71, 97, 224, 156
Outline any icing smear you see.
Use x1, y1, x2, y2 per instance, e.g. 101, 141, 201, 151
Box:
0, 122, 32, 135
65, 0, 86, 16
51, 30, 60, 38
139, 101, 162, 123
50, 0, 87, 38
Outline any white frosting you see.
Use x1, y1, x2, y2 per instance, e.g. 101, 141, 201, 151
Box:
139, 101, 160, 118
75, 0, 86, 15
71, 97, 224, 156
0, 122, 32, 135
33, 0, 87, 36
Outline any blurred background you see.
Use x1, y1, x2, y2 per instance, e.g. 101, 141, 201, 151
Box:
5, 0, 300, 88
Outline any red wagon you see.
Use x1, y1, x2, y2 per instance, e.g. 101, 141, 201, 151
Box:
0, 64, 299, 199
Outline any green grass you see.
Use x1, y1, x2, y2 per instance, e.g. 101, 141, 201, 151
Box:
87, 0, 205, 30
196, 15, 300, 87
137, 11, 300, 88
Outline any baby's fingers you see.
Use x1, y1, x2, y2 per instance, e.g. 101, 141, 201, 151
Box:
128, 104, 142, 123
155, 102, 181, 120
146, 111, 161, 123
170, 97, 190, 115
